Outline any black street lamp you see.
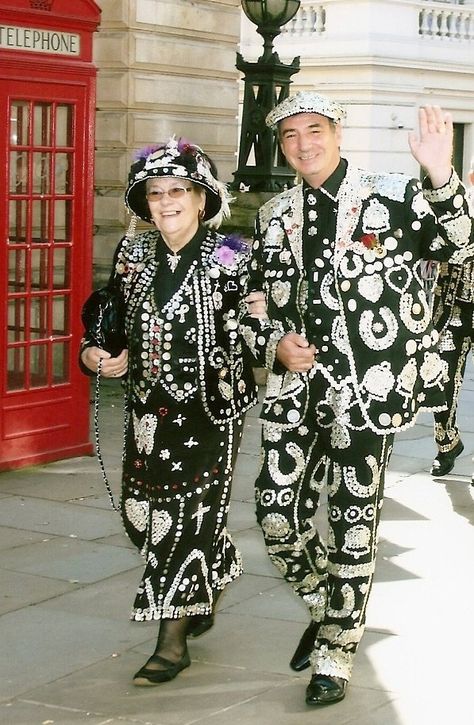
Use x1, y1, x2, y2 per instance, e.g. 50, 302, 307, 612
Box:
231, 0, 301, 192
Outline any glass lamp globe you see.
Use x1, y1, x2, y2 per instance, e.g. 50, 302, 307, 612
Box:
241, 0, 301, 28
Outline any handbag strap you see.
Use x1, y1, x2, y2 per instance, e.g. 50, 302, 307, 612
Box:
94, 357, 121, 512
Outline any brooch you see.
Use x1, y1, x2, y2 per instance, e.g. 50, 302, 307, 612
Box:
360, 233, 385, 257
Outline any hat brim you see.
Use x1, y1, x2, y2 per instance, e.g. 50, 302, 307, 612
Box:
266, 92, 346, 129
126, 176, 221, 224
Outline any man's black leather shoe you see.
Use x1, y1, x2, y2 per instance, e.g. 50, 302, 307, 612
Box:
289, 621, 319, 671
305, 674, 347, 706
431, 440, 464, 477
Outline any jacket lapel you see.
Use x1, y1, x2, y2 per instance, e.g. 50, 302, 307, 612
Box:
333, 164, 365, 269
282, 186, 304, 272
270, 165, 365, 273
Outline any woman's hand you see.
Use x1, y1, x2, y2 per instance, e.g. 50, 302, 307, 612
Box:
81, 346, 129, 377
245, 290, 267, 319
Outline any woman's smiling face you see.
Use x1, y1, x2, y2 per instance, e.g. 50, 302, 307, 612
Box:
146, 177, 206, 248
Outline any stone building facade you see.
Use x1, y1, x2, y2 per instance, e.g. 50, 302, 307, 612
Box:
242, 0, 474, 177
92, 0, 241, 279
92, 0, 474, 279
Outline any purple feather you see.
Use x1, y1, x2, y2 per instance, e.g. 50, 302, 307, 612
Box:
133, 144, 163, 161
177, 137, 198, 155
223, 234, 247, 252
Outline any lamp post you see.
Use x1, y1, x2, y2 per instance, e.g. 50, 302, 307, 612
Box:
231, 0, 301, 192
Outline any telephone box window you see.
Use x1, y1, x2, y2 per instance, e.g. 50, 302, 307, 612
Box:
30, 343, 48, 387
8, 200, 27, 243
7, 347, 26, 391
10, 100, 29, 146
32, 151, 51, 194
8, 249, 26, 292
31, 199, 49, 242
31, 247, 49, 290
33, 102, 52, 146
52, 294, 68, 337
54, 199, 71, 241
8, 298, 25, 342
55, 153, 71, 194
52, 341, 69, 384
52, 247, 70, 288
5, 98, 74, 392
56, 104, 73, 147
9, 150, 28, 193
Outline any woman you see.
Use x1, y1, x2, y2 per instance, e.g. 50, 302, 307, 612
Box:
80, 137, 258, 685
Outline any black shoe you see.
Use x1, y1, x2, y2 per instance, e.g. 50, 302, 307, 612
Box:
187, 614, 214, 638
305, 674, 347, 706
133, 651, 191, 686
290, 621, 319, 672
431, 440, 464, 477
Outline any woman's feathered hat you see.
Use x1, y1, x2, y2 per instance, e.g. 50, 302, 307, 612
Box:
125, 136, 232, 228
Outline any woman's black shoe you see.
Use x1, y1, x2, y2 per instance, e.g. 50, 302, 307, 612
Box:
289, 621, 319, 671
305, 674, 347, 706
430, 440, 464, 476
133, 651, 191, 686
188, 592, 221, 637
187, 614, 214, 638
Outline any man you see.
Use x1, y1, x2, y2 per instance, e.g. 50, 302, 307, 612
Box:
430, 156, 474, 479
240, 91, 474, 706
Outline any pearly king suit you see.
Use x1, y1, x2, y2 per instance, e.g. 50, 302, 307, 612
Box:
430, 187, 474, 455
240, 163, 474, 680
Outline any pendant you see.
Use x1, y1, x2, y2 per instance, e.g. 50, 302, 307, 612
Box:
167, 252, 181, 272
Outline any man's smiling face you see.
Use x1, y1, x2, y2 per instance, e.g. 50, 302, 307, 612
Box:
279, 112, 342, 189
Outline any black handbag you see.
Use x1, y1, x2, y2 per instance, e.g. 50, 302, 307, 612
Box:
81, 282, 127, 512
81, 283, 127, 357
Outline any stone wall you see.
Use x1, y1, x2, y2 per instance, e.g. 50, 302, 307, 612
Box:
92, 0, 242, 283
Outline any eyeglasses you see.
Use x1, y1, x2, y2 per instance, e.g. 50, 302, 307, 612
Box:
146, 186, 194, 201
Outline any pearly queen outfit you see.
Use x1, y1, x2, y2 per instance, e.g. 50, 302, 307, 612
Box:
240, 161, 474, 680
113, 225, 257, 621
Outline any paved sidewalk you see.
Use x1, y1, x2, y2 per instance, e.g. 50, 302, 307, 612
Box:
1, 368, 473, 725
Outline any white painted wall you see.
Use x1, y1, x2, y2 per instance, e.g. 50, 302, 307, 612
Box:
241, 0, 474, 180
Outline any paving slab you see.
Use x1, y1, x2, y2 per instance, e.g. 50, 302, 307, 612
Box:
223, 581, 308, 624
0, 497, 122, 540
233, 528, 280, 578
226, 499, 257, 532
0, 606, 149, 701
180, 611, 315, 676
0, 468, 110, 502
70, 492, 123, 511
0, 525, 47, 552
201, 681, 397, 725
19, 652, 293, 725
212, 571, 282, 611
0, 568, 78, 615
41, 568, 143, 621
0, 700, 138, 725
0, 536, 139, 584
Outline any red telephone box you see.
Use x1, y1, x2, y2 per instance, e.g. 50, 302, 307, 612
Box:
0, 0, 101, 470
